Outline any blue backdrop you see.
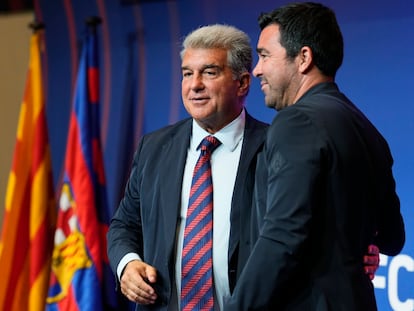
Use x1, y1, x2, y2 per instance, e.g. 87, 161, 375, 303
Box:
35, 0, 413, 309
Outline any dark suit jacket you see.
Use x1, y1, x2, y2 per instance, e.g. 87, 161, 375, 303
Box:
107, 112, 268, 310
225, 83, 405, 311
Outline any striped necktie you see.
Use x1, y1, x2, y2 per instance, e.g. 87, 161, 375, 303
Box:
181, 135, 221, 311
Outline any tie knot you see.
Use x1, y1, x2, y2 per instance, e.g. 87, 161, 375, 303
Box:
199, 136, 221, 155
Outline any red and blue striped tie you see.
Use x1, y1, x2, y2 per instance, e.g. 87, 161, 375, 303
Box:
181, 135, 221, 311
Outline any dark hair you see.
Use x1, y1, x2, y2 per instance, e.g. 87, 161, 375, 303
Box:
258, 2, 343, 77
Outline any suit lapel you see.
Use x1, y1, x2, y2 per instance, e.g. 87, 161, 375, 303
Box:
228, 113, 267, 259
158, 121, 192, 253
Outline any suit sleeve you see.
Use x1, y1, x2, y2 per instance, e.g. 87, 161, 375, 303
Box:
225, 108, 323, 310
107, 138, 144, 277
372, 140, 405, 255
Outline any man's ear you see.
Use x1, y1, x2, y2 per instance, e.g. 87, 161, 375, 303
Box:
237, 72, 251, 97
298, 46, 313, 73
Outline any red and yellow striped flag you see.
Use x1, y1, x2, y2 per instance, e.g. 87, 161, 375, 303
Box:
0, 30, 56, 311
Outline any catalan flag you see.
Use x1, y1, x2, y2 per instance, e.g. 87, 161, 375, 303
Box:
46, 20, 117, 311
0, 30, 56, 311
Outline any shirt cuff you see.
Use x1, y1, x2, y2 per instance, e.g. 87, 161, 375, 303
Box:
117, 253, 142, 280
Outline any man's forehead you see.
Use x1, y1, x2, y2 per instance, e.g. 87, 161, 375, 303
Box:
181, 48, 228, 69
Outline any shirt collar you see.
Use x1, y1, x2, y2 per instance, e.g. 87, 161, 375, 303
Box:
191, 109, 245, 152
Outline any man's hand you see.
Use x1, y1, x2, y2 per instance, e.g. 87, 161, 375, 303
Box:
363, 244, 380, 280
120, 260, 158, 304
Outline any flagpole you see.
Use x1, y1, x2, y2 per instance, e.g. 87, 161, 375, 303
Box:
28, 21, 45, 32
86, 16, 102, 29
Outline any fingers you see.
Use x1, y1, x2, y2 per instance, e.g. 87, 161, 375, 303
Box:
367, 244, 379, 255
364, 265, 376, 280
364, 244, 380, 266
364, 244, 380, 280
363, 254, 379, 266
145, 265, 158, 283
122, 283, 156, 304
120, 260, 158, 304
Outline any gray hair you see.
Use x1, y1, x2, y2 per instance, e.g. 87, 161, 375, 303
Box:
180, 24, 252, 79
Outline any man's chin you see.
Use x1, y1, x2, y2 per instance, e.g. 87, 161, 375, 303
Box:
264, 98, 276, 110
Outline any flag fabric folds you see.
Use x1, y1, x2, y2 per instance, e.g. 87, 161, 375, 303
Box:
46, 24, 116, 310
0, 31, 56, 311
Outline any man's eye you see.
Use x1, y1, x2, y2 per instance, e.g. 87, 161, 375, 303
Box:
258, 53, 269, 60
204, 70, 217, 76
182, 72, 192, 77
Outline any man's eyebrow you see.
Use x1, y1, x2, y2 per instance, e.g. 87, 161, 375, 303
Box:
256, 47, 266, 54
181, 64, 223, 71
203, 64, 221, 69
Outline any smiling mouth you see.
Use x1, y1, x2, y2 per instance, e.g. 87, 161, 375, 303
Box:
260, 83, 268, 91
190, 97, 209, 103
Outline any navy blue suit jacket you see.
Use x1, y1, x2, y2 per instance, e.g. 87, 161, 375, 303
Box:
107, 112, 268, 310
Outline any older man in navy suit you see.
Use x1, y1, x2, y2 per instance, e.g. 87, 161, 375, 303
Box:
107, 24, 268, 311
